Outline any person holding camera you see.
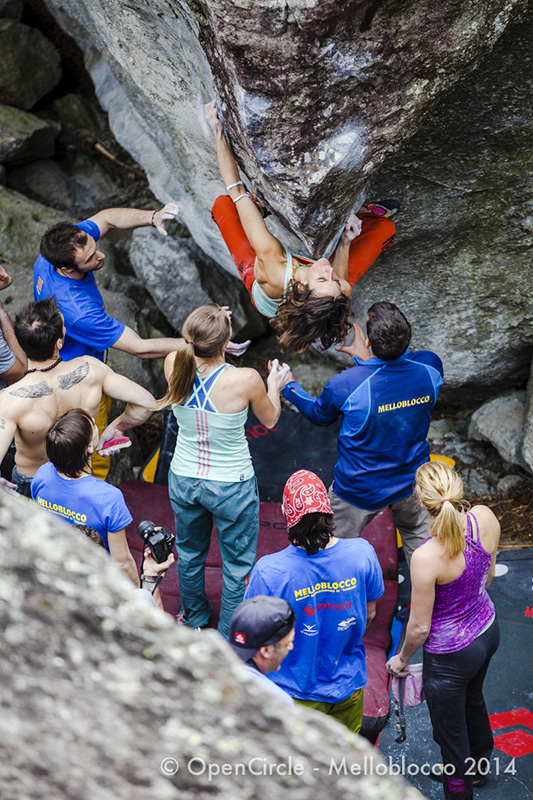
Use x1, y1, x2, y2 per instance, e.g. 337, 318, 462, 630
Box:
31, 408, 138, 585
158, 303, 291, 637
139, 547, 175, 610
75, 521, 174, 611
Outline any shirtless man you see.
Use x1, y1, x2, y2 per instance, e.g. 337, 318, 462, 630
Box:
0, 298, 155, 496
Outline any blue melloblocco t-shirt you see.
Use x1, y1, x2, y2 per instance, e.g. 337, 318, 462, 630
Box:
33, 219, 125, 361
31, 462, 132, 551
283, 349, 444, 510
244, 538, 384, 702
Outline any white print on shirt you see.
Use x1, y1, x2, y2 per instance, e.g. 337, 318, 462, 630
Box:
337, 616, 357, 631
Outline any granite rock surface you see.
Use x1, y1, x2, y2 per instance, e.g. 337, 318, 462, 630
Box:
0, 18, 62, 109
41, 0, 528, 257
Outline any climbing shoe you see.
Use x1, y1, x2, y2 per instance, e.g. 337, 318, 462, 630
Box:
360, 199, 400, 218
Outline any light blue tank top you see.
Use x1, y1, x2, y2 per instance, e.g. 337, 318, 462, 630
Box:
251, 249, 293, 318
170, 363, 254, 483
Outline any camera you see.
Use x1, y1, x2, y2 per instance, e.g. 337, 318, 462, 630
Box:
137, 520, 175, 563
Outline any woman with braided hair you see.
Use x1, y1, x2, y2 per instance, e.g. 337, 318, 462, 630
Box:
386, 461, 501, 800
159, 303, 291, 637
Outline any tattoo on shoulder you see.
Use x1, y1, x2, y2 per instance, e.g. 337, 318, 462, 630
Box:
10, 381, 53, 398
58, 362, 90, 390
0, 419, 6, 430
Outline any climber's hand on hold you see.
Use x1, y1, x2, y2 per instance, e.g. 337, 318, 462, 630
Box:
205, 100, 223, 135
342, 214, 363, 245
153, 203, 181, 236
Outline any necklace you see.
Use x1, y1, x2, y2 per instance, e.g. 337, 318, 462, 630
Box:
24, 356, 63, 376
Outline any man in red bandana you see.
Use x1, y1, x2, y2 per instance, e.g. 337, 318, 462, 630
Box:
244, 469, 384, 733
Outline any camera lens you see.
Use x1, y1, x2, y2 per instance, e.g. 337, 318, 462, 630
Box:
137, 520, 154, 540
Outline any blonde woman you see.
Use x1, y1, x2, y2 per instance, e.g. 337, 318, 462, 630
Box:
160, 304, 290, 637
386, 461, 500, 800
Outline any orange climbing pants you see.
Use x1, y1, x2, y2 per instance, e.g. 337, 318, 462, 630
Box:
211, 194, 396, 297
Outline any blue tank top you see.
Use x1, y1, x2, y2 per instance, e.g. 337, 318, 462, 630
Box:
170, 363, 254, 483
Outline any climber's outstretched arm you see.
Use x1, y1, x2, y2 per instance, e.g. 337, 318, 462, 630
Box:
330, 214, 362, 283
205, 101, 285, 274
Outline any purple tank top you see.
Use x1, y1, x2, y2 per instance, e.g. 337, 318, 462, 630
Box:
424, 513, 495, 654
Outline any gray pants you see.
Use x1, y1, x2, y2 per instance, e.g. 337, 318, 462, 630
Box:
328, 487, 431, 567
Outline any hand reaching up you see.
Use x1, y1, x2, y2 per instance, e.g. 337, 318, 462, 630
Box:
335, 323, 371, 360
205, 100, 223, 135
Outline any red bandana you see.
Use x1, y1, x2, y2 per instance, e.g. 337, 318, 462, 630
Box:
282, 470, 333, 528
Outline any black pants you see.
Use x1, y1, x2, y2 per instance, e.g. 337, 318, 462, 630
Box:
423, 618, 500, 800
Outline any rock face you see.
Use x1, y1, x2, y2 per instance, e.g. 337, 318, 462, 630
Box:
0, 104, 59, 165
0, 490, 423, 800
7, 155, 119, 216
130, 229, 210, 331
469, 392, 526, 466
195, 0, 529, 256
361, 21, 533, 400
0, 18, 62, 109
41, 0, 527, 257
38, 1, 532, 401
521, 363, 533, 472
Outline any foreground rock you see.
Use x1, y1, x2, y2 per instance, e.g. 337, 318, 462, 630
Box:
0, 491, 423, 800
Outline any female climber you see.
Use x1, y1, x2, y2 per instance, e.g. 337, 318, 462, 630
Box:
205, 100, 397, 353
386, 461, 501, 800
159, 303, 291, 637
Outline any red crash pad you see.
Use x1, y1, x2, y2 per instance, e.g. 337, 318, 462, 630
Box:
121, 481, 397, 741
